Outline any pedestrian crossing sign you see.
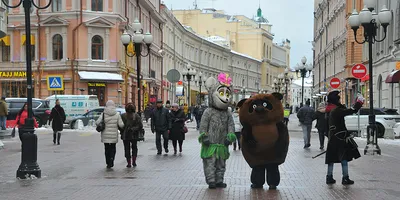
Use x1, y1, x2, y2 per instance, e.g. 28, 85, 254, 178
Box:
47, 75, 64, 91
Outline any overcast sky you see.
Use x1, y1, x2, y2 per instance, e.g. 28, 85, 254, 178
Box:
163, 0, 314, 69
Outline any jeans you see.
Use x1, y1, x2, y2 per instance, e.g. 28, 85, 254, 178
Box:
156, 130, 169, 153
327, 160, 349, 177
196, 118, 201, 129
318, 130, 325, 147
302, 125, 312, 146
104, 143, 116, 166
0, 116, 6, 129
234, 132, 241, 149
123, 140, 138, 158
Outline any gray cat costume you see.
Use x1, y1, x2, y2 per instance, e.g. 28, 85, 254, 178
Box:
198, 73, 236, 189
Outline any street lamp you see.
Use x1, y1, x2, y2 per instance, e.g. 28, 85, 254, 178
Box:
195, 71, 206, 104
240, 87, 247, 99
2, 0, 52, 179
120, 19, 153, 116
182, 63, 196, 105
295, 56, 313, 105
348, 3, 391, 155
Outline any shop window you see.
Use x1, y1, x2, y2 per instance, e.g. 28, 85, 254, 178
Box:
0, 40, 10, 62
2, 81, 33, 98
52, 0, 62, 12
91, 35, 103, 60
91, 0, 103, 11
52, 34, 63, 60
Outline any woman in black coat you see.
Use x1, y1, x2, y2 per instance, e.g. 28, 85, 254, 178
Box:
169, 103, 186, 154
49, 99, 66, 145
325, 91, 363, 185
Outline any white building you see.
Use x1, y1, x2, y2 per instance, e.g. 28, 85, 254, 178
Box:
291, 78, 313, 109
161, 4, 262, 105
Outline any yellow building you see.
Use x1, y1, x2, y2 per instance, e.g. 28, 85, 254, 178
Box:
172, 6, 290, 90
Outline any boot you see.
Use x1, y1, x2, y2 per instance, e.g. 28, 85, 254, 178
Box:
126, 158, 132, 168
132, 156, 137, 167
208, 182, 216, 189
216, 183, 227, 188
326, 175, 336, 184
53, 133, 56, 144
342, 176, 354, 185
233, 143, 237, 151
57, 132, 61, 145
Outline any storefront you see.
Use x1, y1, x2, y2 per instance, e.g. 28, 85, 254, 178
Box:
0, 71, 33, 98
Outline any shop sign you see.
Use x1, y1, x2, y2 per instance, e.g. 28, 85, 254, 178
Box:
88, 83, 106, 87
144, 92, 149, 105
0, 71, 27, 78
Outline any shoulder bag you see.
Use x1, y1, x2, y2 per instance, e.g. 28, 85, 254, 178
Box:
96, 113, 105, 132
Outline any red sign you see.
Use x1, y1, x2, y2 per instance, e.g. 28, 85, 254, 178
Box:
330, 78, 341, 89
352, 64, 367, 79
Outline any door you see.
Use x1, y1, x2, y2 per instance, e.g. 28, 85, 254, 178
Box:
88, 86, 105, 106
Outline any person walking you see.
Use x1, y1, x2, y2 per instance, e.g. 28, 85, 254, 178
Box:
325, 91, 364, 185
297, 99, 315, 149
49, 99, 66, 145
313, 102, 327, 150
232, 107, 242, 151
283, 104, 291, 126
151, 99, 171, 155
0, 97, 8, 130
120, 103, 143, 168
96, 100, 124, 169
169, 103, 186, 154
15, 103, 38, 139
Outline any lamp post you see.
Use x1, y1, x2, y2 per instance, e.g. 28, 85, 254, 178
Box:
182, 63, 196, 105
240, 87, 247, 99
295, 57, 313, 105
195, 71, 206, 104
2, 0, 52, 179
120, 19, 153, 116
348, 2, 392, 155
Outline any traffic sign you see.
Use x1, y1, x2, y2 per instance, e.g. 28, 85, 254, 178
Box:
352, 64, 367, 79
47, 75, 64, 91
330, 77, 341, 89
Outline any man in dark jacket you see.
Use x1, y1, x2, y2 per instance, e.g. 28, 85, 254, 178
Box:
297, 99, 315, 148
151, 99, 171, 155
0, 97, 8, 130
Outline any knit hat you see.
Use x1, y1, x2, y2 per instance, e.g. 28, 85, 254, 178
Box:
327, 90, 340, 103
106, 100, 115, 107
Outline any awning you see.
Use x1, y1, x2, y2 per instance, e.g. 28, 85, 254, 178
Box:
0, 35, 10, 46
21, 34, 35, 45
78, 71, 124, 82
385, 71, 400, 83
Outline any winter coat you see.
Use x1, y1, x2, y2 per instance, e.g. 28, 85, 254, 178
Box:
16, 110, 38, 128
325, 103, 362, 164
49, 105, 66, 132
313, 108, 327, 132
297, 105, 315, 125
0, 100, 8, 116
120, 112, 143, 141
151, 107, 171, 132
232, 112, 242, 132
169, 109, 186, 141
96, 106, 124, 144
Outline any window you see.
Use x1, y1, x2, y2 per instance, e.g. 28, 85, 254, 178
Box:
91, 35, 103, 60
52, 34, 63, 60
52, 0, 62, 12
91, 0, 103, 11
1, 40, 10, 62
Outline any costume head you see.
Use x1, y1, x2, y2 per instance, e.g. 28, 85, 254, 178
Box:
237, 93, 284, 126
205, 73, 232, 110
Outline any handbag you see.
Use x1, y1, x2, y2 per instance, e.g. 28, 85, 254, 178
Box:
11, 118, 20, 138
137, 128, 145, 141
182, 125, 188, 134
96, 113, 105, 132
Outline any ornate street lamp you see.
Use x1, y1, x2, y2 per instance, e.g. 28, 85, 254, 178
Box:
348, 3, 392, 155
120, 19, 153, 116
195, 71, 206, 104
294, 56, 313, 105
182, 63, 196, 105
2, 0, 52, 179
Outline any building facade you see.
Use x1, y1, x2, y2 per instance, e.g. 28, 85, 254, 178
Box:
0, 0, 163, 109
291, 78, 313, 111
161, 4, 262, 105
171, 6, 290, 92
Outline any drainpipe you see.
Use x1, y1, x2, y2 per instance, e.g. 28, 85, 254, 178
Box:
160, 22, 164, 100
36, 1, 41, 98
125, 0, 129, 23
71, 0, 83, 95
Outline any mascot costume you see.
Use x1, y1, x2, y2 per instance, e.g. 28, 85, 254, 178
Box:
198, 73, 236, 189
237, 93, 289, 189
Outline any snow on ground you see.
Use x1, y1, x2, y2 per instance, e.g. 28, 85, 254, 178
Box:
355, 137, 400, 145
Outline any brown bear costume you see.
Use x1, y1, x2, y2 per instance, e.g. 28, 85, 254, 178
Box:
237, 92, 289, 189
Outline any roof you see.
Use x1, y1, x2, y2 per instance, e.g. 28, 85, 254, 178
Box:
231, 50, 262, 62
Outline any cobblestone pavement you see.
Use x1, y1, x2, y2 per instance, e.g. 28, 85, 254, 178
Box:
1, 118, 400, 200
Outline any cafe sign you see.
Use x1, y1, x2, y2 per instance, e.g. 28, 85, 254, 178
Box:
88, 83, 106, 87
0, 71, 27, 78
